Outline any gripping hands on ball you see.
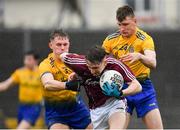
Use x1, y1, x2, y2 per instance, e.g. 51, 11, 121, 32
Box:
102, 82, 123, 99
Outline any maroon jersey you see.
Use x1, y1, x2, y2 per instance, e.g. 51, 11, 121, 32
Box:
62, 53, 135, 109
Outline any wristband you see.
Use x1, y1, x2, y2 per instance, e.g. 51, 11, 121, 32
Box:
65, 80, 80, 91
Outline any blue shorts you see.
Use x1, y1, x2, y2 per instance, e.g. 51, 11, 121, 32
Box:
18, 103, 42, 126
124, 79, 159, 118
45, 96, 91, 129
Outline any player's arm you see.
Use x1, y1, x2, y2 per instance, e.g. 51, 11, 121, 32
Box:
41, 72, 80, 91
102, 36, 115, 54
141, 37, 157, 69
119, 50, 156, 69
102, 61, 142, 98
110, 60, 142, 98
59, 52, 85, 72
0, 77, 14, 92
120, 36, 156, 69
117, 61, 142, 96
41, 72, 66, 91
59, 52, 70, 62
139, 50, 156, 69
102, 78, 141, 99
122, 79, 142, 96
120, 65, 142, 96
68, 72, 78, 81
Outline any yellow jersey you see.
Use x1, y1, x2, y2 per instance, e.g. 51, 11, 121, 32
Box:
102, 28, 155, 78
11, 67, 43, 103
39, 53, 77, 103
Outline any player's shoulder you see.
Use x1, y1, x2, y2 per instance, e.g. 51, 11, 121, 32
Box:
136, 28, 152, 41
11, 67, 27, 76
106, 57, 121, 65
39, 57, 49, 65
106, 30, 121, 41
106, 57, 127, 68
63, 53, 86, 62
39, 53, 53, 68
64, 53, 84, 58
14, 67, 26, 72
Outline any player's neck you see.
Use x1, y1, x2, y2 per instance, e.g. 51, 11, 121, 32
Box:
25, 65, 37, 71
54, 53, 62, 63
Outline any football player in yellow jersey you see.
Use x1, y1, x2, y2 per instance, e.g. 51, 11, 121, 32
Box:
39, 30, 92, 129
0, 51, 43, 129
102, 5, 163, 129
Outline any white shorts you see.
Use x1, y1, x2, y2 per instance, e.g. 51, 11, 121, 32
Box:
90, 98, 127, 129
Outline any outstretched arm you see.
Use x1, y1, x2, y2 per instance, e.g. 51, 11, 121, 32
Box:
41, 72, 80, 91
0, 77, 14, 92
41, 72, 66, 91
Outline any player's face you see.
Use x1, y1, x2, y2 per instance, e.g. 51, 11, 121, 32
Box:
117, 16, 136, 38
86, 58, 107, 76
24, 55, 37, 69
49, 36, 70, 55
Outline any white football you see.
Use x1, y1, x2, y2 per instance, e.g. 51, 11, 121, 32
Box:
100, 70, 124, 91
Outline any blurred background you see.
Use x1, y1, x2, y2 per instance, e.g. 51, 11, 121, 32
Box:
0, 0, 180, 128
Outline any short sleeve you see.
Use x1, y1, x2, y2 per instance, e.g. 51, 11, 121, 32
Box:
39, 61, 51, 78
102, 37, 111, 54
11, 70, 20, 84
142, 37, 155, 51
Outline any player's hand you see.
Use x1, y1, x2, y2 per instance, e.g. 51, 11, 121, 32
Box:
102, 82, 122, 99
68, 72, 78, 81
120, 53, 142, 64
65, 80, 81, 91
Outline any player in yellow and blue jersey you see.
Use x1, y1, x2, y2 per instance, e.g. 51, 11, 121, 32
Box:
102, 5, 163, 129
0, 51, 43, 129
39, 30, 92, 129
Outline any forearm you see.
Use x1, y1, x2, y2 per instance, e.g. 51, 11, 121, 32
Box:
0, 78, 14, 92
44, 80, 66, 91
139, 54, 156, 69
0, 83, 9, 91
122, 79, 142, 96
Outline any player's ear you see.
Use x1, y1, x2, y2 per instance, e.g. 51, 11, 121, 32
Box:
49, 42, 53, 49
103, 56, 107, 65
133, 17, 137, 24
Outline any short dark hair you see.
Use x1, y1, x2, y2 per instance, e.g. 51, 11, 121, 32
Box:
85, 45, 107, 64
116, 5, 135, 22
24, 50, 39, 60
49, 29, 69, 41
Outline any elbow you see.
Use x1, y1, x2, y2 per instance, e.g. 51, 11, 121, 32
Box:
134, 80, 142, 93
153, 62, 157, 69
44, 81, 51, 90
137, 83, 142, 92
44, 85, 50, 90
150, 59, 157, 69
150, 62, 156, 69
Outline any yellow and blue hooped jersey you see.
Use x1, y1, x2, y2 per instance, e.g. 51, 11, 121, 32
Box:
11, 67, 43, 103
103, 28, 155, 79
39, 53, 77, 104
